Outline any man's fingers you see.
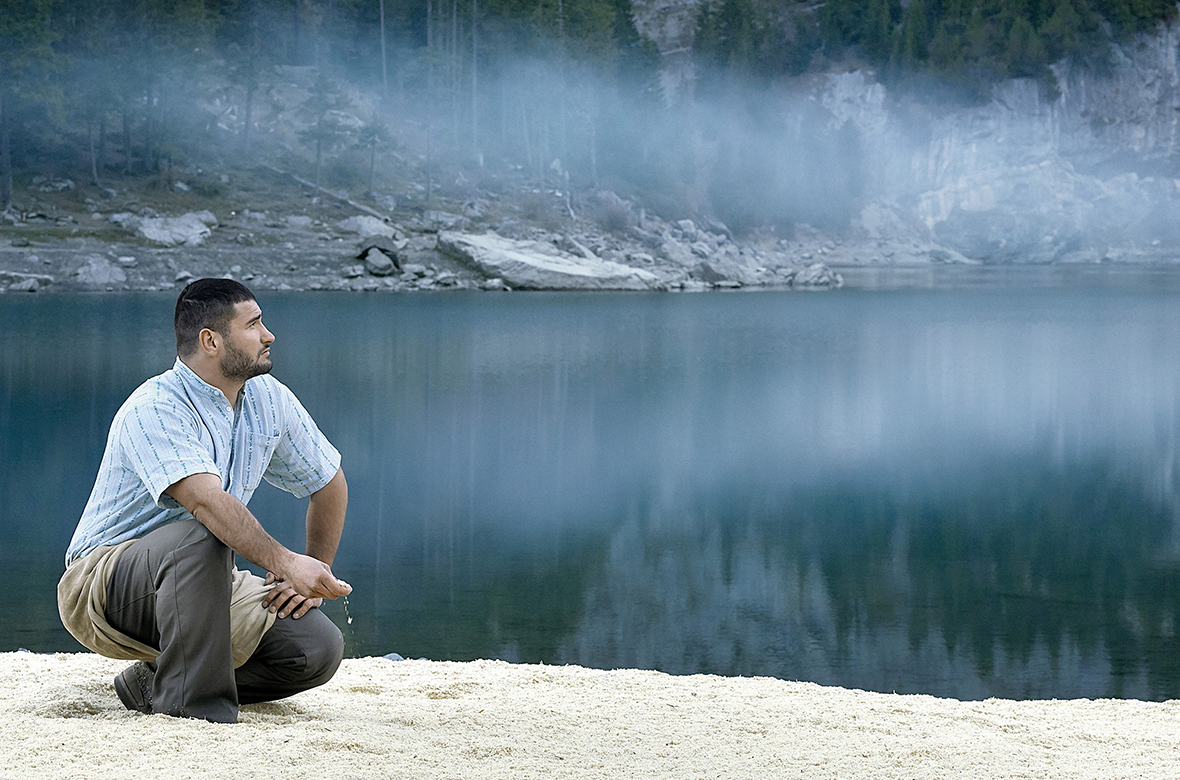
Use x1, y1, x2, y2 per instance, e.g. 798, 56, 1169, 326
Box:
291, 597, 322, 619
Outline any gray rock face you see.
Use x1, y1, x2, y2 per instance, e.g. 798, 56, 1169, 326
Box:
74, 256, 127, 287
439, 231, 666, 291
337, 215, 396, 239
116, 212, 215, 247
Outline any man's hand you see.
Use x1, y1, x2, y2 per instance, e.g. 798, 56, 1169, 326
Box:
262, 572, 328, 619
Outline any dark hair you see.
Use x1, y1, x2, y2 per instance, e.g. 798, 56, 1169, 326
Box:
174, 278, 256, 357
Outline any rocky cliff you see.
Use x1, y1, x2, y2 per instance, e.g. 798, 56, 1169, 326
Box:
635, 0, 1180, 264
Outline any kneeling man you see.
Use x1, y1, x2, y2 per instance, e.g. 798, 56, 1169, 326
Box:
58, 278, 351, 723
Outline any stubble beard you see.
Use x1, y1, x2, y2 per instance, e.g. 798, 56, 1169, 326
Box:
219, 337, 273, 382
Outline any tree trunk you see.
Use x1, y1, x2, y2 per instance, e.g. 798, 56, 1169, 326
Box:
89, 113, 101, 186
368, 143, 376, 195
144, 88, 155, 173
471, 0, 478, 159
557, 0, 567, 167
122, 102, 133, 174
379, 0, 388, 103
315, 136, 323, 188
426, 0, 434, 98
242, 14, 259, 153
98, 112, 107, 172
521, 95, 532, 179
0, 91, 12, 211
451, 0, 458, 147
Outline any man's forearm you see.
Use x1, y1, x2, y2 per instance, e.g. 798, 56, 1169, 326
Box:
169, 472, 296, 575
306, 468, 347, 564
167, 471, 350, 600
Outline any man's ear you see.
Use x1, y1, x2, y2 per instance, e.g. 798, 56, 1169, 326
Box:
198, 327, 219, 356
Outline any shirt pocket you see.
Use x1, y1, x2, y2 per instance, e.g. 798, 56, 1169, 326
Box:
234, 432, 281, 495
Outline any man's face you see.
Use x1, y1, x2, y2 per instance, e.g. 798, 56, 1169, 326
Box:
218, 299, 275, 382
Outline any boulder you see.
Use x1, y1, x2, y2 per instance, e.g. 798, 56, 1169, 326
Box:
9, 278, 41, 292
337, 215, 395, 239
439, 231, 666, 291
0, 271, 53, 291
287, 215, 313, 228
74, 256, 127, 287
360, 246, 398, 276
791, 262, 844, 288
123, 213, 214, 247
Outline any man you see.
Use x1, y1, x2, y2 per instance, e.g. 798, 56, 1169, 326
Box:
57, 278, 352, 723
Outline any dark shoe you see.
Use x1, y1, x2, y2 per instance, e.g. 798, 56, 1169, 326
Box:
114, 661, 155, 714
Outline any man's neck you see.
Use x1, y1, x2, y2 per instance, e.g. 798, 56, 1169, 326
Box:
179, 355, 244, 408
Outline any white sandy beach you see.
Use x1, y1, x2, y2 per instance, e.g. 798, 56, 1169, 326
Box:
3, 651, 1179, 779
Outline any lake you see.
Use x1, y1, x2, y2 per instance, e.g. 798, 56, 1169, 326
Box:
5, 273, 1180, 701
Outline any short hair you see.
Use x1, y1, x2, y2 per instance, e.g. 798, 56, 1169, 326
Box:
174, 278, 256, 357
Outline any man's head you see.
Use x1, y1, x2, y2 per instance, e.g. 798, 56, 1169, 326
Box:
175, 278, 274, 382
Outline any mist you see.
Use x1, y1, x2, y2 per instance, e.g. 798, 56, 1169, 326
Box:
3, 0, 1180, 268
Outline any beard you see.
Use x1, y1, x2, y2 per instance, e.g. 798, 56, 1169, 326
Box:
219, 337, 273, 382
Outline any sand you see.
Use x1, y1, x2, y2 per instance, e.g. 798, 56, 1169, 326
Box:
2, 652, 1179, 779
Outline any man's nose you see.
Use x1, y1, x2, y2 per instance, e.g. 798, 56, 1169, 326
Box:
261, 324, 275, 344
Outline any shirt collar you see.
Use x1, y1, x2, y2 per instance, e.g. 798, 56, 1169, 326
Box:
173, 356, 236, 407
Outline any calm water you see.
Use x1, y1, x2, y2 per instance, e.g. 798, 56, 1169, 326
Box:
5, 278, 1180, 701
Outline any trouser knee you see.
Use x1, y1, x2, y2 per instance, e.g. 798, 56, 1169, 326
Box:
304, 620, 344, 686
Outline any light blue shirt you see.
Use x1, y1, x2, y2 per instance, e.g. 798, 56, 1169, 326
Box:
66, 358, 341, 565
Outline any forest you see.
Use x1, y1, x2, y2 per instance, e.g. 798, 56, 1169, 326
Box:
0, 0, 1174, 221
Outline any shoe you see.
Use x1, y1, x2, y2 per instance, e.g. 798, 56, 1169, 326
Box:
114, 661, 155, 714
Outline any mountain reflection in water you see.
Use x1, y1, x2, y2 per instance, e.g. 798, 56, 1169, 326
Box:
3, 284, 1180, 700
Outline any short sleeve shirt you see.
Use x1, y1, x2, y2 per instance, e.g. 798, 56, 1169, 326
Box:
65, 358, 341, 565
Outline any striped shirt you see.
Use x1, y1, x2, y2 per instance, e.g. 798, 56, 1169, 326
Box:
66, 357, 341, 566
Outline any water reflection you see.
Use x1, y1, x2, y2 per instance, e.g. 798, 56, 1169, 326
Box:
4, 287, 1180, 700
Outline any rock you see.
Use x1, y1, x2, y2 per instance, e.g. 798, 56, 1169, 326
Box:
35, 177, 74, 192
713, 280, 743, 289
125, 213, 214, 247
792, 262, 844, 288
287, 215, 313, 228
117, 256, 137, 267
690, 242, 712, 258
424, 210, 463, 228
401, 263, 427, 277
100, 187, 117, 199
360, 246, 398, 276
173, 181, 190, 193
337, 215, 395, 239
373, 194, 398, 211
676, 219, 697, 241
479, 278, 510, 291
383, 652, 406, 662
9, 278, 41, 292
342, 265, 365, 279
175, 270, 194, 283
691, 262, 729, 283
74, 255, 127, 287
10, 237, 31, 247
439, 231, 666, 291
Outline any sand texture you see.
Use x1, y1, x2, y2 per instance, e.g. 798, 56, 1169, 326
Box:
2, 651, 1179, 779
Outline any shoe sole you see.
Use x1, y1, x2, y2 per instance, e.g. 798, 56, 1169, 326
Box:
114, 663, 152, 714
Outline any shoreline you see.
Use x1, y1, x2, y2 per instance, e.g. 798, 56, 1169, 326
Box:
4, 651, 1178, 778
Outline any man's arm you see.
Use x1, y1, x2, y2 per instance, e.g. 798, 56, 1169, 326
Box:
262, 468, 349, 619
306, 467, 347, 565
166, 472, 351, 604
